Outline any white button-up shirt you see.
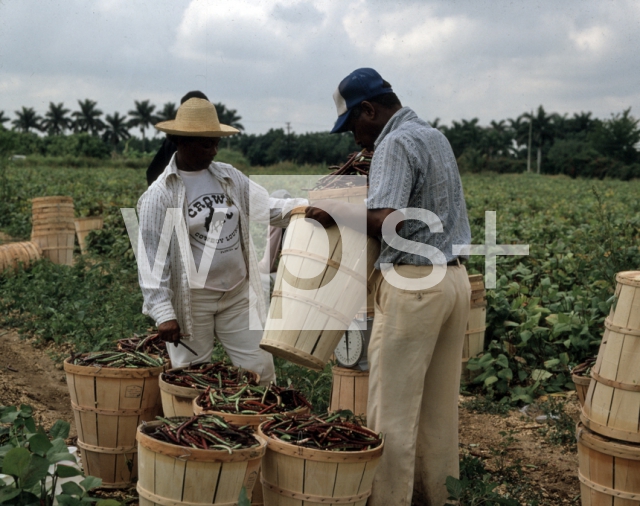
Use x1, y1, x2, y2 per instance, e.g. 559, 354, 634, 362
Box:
136, 154, 306, 338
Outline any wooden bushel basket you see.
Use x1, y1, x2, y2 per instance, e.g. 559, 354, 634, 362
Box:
462, 274, 487, 382
258, 424, 383, 506
160, 368, 261, 418
64, 357, 165, 488
193, 396, 309, 430
329, 366, 369, 419
572, 361, 594, 408
159, 373, 203, 418
193, 396, 309, 505
577, 422, 640, 505
261, 207, 380, 371
609, 271, 640, 331
31, 196, 75, 266
0, 241, 41, 272
581, 316, 640, 442
74, 217, 104, 255
137, 420, 267, 506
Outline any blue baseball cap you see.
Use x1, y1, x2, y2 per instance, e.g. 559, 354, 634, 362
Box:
330, 68, 393, 134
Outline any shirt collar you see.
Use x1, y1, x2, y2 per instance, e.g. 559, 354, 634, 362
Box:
374, 107, 418, 149
167, 151, 233, 184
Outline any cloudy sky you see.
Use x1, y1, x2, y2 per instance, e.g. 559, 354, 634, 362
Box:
2, 0, 639, 135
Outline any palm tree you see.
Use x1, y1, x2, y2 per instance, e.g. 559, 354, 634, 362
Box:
0, 111, 9, 129
156, 102, 178, 122
42, 102, 72, 135
128, 100, 156, 141
520, 106, 556, 174
12, 107, 42, 133
214, 103, 244, 148
72, 99, 105, 136
103, 112, 131, 150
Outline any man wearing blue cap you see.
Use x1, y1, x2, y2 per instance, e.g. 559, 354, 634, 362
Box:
307, 68, 471, 505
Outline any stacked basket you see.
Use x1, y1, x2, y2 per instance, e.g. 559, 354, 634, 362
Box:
31, 196, 75, 265
578, 271, 640, 505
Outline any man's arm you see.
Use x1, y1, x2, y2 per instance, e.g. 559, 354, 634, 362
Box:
304, 201, 401, 236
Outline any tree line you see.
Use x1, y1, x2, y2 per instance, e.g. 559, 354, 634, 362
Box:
1, 100, 639, 179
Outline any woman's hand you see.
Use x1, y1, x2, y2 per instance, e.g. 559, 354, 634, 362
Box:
158, 319, 181, 347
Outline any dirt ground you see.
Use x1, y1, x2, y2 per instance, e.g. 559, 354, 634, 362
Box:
0, 330, 580, 505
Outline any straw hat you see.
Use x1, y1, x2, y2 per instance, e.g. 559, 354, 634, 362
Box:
154, 98, 239, 137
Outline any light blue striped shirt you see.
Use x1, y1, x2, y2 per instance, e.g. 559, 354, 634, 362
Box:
367, 107, 471, 268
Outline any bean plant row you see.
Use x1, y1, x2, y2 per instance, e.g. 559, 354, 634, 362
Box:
0, 161, 639, 407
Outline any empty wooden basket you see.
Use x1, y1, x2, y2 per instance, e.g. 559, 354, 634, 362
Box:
581, 316, 640, 442
74, 217, 104, 255
462, 274, 487, 382
0, 241, 41, 272
329, 366, 369, 419
137, 421, 266, 506
261, 207, 380, 371
64, 356, 164, 488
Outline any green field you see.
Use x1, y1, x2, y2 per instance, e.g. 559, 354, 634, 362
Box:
1, 157, 639, 407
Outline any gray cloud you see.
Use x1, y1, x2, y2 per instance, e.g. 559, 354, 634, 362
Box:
1, 0, 639, 134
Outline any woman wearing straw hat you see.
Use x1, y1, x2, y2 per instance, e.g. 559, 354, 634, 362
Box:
136, 98, 306, 383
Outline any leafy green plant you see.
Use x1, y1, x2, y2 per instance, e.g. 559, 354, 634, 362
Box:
0, 405, 120, 506
536, 398, 576, 447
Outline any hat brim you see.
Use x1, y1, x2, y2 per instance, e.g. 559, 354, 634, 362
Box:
154, 120, 239, 138
330, 109, 352, 134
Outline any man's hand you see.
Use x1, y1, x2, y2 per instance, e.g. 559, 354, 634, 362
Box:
305, 202, 336, 229
158, 319, 181, 347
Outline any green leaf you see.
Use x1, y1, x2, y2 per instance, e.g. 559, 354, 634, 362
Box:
495, 354, 509, 368
0, 487, 21, 503
532, 369, 553, 381
2, 447, 30, 477
49, 420, 71, 440
61, 481, 85, 497
23, 455, 50, 489
238, 486, 251, 506
18, 406, 33, 418
79, 475, 102, 491
445, 475, 463, 499
484, 376, 499, 386
55, 465, 84, 478
55, 495, 84, 506
96, 500, 123, 506
544, 358, 560, 369
27, 433, 52, 456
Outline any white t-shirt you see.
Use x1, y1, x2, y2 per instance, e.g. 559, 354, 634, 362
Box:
178, 168, 247, 291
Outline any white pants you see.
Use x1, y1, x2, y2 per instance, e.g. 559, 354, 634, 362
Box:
167, 279, 276, 384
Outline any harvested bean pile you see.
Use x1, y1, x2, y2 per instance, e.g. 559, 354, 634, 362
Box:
70, 351, 164, 368
161, 362, 259, 389
116, 333, 168, 358
312, 150, 373, 190
261, 413, 382, 451
144, 415, 260, 452
195, 384, 311, 415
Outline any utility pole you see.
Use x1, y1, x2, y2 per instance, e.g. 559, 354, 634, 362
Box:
285, 122, 291, 160
527, 110, 532, 173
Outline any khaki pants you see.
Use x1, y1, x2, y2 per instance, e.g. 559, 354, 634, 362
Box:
167, 279, 276, 384
367, 264, 470, 506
